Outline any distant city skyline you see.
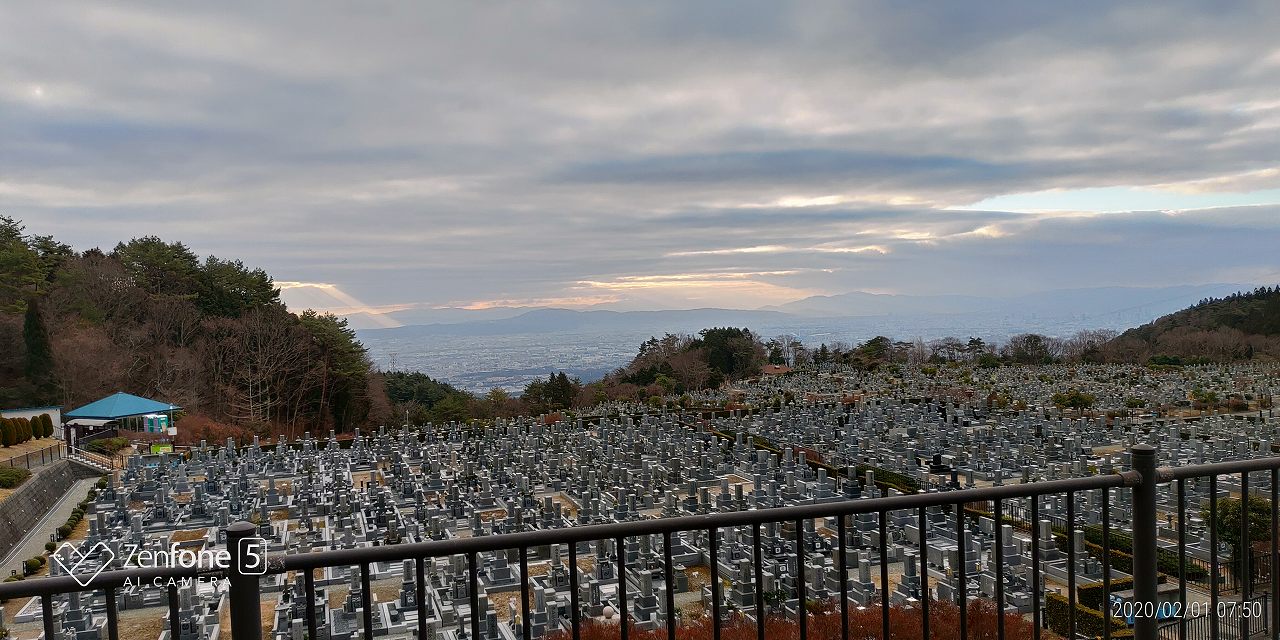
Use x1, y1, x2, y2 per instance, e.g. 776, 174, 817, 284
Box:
5, 2, 1280, 325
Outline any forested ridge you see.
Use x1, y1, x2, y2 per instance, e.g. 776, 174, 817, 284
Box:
6, 216, 1274, 440
1107, 286, 1280, 363
0, 216, 392, 441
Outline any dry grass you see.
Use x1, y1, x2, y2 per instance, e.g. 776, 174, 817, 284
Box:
370, 581, 401, 604
553, 495, 580, 518
261, 599, 275, 637
2, 597, 31, 629
118, 611, 168, 640
220, 596, 231, 636
171, 528, 208, 543
477, 508, 507, 522
327, 586, 350, 610
271, 509, 290, 521
0, 439, 63, 459
683, 565, 710, 593
489, 589, 536, 623
678, 602, 707, 618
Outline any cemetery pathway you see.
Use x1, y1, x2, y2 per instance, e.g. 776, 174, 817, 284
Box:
0, 477, 99, 579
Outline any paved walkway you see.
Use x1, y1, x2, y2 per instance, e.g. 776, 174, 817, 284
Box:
0, 476, 99, 578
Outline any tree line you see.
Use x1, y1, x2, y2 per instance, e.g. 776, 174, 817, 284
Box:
0, 217, 391, 439
0, 414, 55, 447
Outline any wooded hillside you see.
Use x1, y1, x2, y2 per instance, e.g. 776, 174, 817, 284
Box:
0, 216, 391, 439
1107, 286, 1280, 363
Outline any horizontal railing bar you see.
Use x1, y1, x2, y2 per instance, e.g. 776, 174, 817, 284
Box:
278, 471, 1135, 571
0, 470, 1136, 602
9, 459, 1225, 599
1158, 456, 1280, 481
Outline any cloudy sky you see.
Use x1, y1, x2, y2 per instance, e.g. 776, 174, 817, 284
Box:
4, 1, 1280, 323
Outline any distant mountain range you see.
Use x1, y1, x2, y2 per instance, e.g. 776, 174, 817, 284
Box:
354, 283, 1257, 392
763, 284, 1247, 320
357, 283, 1250, 337
360, 307, 793, 338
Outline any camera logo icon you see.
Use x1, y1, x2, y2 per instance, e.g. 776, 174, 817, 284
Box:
238, 537, 268, 575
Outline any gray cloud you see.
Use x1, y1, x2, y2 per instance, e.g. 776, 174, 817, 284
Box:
2, 1, 1279, 312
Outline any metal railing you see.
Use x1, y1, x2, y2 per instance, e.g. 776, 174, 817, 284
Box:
3, 444, 1280, 640
0, 441, 65, 469
65, 445, 121, 470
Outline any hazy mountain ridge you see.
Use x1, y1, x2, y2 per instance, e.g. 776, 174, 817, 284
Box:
360, 307, 794, 337
766, 284, 1249, 319
355, 284, 1256, 392
356, 284, 1250, 334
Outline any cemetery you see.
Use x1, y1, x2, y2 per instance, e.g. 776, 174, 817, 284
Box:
2, 363, 1278, 640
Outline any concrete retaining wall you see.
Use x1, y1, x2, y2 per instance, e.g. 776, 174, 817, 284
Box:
0, 460, 104, 561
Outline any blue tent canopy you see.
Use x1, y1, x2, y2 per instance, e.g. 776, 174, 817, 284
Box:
65, 392, 180, 420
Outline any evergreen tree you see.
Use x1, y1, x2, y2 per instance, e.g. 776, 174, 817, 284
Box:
0, 216, 39, 312
23, 298, 57, 404
0, 419, 14, 447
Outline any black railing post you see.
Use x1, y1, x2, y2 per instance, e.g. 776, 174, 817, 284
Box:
227, 521, 264, 640
1131, 444, 1159, 640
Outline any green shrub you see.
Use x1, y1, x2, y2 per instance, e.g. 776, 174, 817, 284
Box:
56, 524, 72, 539
0, 467, 31, 488
23, 558, 41, 574
0, 419, 14, 447
1078, 577, 1134, 610
85, 437, 129, 455
96, 477, 108, 489
45, 541, 56, 553
1046, 592, 1130, 638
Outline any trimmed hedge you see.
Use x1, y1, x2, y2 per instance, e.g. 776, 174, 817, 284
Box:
1046, 592, 1132, 638
1078, 576, 1134, 610
54, 481, 102, 540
